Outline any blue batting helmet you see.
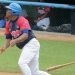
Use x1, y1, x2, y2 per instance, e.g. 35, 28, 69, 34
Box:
6, 3, 22, 16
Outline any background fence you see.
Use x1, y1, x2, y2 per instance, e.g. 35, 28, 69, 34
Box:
0, 0, 75, 34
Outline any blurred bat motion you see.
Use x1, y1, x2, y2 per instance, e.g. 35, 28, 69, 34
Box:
47, 61, 75, 71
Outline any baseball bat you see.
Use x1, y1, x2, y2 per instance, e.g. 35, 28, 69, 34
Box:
47, 61, 75, 71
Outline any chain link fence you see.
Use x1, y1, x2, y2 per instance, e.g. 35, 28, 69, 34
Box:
22, 2, 72, 33
0, 0, 74, 33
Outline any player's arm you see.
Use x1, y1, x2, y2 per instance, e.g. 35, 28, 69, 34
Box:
10, 33, 28, 47
15, 33, 28, 43
0, 39, 11, 53
0, 32, 12, 53
10, 18, 30, 47
4, 39, 11, 50
15, 17, 30, 43
0, 22, 12, 52
39, 12, 48, 20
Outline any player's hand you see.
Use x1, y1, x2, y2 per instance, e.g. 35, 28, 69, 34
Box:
10, 40, 16, 47
0, 47, 5, 53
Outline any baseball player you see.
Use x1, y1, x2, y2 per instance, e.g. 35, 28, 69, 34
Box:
33, 0, 50, 31
0, 3, 51, 75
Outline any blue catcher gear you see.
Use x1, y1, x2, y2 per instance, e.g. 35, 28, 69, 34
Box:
6, 3, 22, 16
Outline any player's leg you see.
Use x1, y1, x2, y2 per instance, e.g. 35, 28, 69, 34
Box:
28, 51, 51, 75
18, 38, 40, 75
18, 46, 32, 75
29, 54, 51, 75
28, 41, 51, 75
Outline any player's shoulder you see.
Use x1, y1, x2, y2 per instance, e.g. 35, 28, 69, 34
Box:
18, 16, 28, 22
17, 16, 29, 26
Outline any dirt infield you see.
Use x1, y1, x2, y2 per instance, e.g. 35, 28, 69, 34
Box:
0, 72, 21, 75
1, 28, 75, 42
34, 31, 75, 42
0, 29, 75, 75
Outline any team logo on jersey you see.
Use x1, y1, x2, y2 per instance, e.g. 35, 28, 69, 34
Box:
11, 30, 21, 38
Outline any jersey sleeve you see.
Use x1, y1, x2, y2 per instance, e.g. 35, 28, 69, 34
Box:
5, 22, 12, 39
18, 16, 31, 34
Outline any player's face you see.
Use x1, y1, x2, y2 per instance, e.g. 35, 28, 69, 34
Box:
6, 9, 12, 19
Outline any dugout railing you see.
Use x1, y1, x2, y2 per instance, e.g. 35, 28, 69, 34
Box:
0, 0, 75, 34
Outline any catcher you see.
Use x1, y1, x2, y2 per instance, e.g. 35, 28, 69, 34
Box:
0, 3, 51, 75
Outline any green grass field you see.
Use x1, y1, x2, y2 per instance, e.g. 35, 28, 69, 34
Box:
0, 36, 75, 75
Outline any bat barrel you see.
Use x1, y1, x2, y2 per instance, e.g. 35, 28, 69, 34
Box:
47, 61, 75, 71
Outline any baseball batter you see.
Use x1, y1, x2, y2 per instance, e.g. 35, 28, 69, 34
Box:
0, 3, 51, 75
